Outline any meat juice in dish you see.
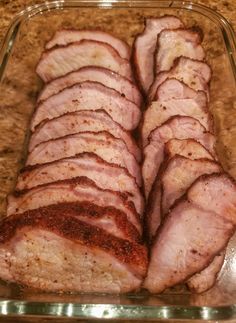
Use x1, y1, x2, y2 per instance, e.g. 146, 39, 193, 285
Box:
0, 16, 236, 294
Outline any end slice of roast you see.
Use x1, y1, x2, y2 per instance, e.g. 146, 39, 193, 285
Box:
155, 28, 205, 73
7, 176, 142, 234
38, 66, 142, 106
142, 116, 216, 198
36, 40, 133, 82
142, 79, 211, 147
17, 153, 144, 215
31, 81, 141, 131
29, 110, 141, 162
132, 16, 184, 93
26, 131, 142, 187
149, 56, 211, 101
143, 173, 236, 293
45, 29, 131, 60
0, 210, 147, 293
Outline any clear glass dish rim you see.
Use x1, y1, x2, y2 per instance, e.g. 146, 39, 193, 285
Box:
0, 0, 236, 320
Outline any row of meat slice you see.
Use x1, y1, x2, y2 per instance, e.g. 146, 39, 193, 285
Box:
137, 15, 236, 294
2, 30, 147, 293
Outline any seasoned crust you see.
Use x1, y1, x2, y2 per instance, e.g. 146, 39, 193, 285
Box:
9, 176, 142, 233
0, 208, 148, 277
13, 201, 142, 243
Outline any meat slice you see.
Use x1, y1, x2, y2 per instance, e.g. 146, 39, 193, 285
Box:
31, 81, 141, 131
17, 153, 144, 215
149, 57, 211, 101
142, 79, 211, 147
45, 29, 131, 60
133, 16, 184, 93
36, 40, 133, 82
147, 157, 221, 241
155, 28, 205, 73
7, 177, 142, 234
188, 173, 236, 223
0, 210, 147, 292
38, 66, 142, 106
142, 116, 216, 197
161, 156, 221, 215
164, 138, 214, 161
26, 131, 141, 187
23, 202, 141, 242
143, 173, 236, 293
187, 251, 225, 293
29, 110, 141, 162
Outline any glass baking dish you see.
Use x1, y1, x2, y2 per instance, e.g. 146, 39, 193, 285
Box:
0, 0, 236, 320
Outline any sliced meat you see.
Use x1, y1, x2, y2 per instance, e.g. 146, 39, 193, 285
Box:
155, 28, 205, 73
164, 138, 214, 161
38, 66, 142, 106
187, 251, 225, 293
146, 157, 221, 241
26, 131, 141, 187
29, 110, 141, 162
149, 57, 211, 101
0, 210, 147, 292
19, 202, 140, 242
143, 173, 236, 293
31, 81, 141, 131
142, 79, 211, 147
133, 16, 184, 93
36, 40, 133, 82
142, 116, 216, 197
17, 153, 144, 215
7, 176, 142, 234
45, 29, 131, 60
188, 173, 236, 223
145, 178, 162, 242
161, 156, 221, 215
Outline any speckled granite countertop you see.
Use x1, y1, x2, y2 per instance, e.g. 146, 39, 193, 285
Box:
0, 0, 236, 42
